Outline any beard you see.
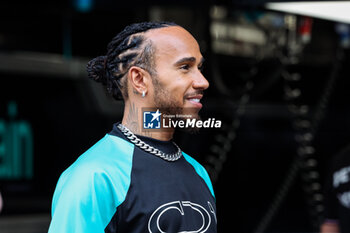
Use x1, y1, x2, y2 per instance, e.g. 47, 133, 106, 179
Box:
152, 77, 201, 134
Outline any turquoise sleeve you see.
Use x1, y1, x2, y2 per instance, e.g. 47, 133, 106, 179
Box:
182, 152, 215, 199
48, 135, 134, 233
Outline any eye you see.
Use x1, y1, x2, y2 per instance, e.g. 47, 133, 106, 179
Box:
198, 64, 204, 72
180, 64, 190, 70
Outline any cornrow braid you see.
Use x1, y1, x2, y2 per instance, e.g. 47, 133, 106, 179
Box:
86, 21, 177, 100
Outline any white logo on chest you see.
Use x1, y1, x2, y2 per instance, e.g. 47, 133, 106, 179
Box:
148, 200, 216, 233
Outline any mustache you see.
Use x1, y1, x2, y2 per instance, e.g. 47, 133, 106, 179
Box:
183, 90, 204, 99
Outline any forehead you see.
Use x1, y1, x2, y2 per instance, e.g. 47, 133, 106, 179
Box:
145, 26, 202, 62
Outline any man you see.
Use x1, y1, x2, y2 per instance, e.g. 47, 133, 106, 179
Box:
320, 145, 350, 233
48, 22, 217, 232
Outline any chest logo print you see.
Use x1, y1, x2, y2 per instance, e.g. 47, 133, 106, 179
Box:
148, 200, 215, 233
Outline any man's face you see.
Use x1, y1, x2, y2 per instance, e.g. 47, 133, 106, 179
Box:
146, 26, 209, 119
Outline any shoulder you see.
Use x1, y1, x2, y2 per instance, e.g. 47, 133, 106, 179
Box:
182, 152, 215, 199
52, 134, 135, 210
50, 134, 136, 232
60, 135, 133, 179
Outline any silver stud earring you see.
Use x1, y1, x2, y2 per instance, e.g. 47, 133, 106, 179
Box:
142, 91, 146, 98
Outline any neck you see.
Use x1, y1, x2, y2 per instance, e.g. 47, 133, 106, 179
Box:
121, 101, 174, 141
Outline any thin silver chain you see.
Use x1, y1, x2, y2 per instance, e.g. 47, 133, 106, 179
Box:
117, 123, 182, 162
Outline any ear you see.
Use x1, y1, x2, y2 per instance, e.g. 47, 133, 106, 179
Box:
127, 66, 151, 96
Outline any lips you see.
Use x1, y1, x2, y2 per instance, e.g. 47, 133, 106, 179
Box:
185, 95, 203, 108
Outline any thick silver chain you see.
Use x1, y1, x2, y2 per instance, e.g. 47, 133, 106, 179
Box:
117, 123, 182, 162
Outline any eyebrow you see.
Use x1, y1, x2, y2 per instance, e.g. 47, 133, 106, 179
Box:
173, 56, 205, 66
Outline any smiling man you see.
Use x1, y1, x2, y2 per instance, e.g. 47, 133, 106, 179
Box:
48, 22, 217, 233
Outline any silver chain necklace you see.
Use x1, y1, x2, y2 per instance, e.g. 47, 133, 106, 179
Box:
117, 123, 182, 162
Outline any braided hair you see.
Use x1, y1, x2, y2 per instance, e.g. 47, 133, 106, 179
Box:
86, 21, 177, 100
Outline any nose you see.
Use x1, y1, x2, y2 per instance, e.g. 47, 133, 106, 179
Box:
192, 70, 209, 90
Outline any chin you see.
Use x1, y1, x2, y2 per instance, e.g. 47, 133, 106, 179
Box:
181, 107, 201, 119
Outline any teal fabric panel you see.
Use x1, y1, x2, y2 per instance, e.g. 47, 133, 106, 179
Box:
182, 152, 215, 199
48, 135, 134, 233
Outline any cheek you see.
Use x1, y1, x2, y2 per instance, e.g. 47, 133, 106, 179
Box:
164, 86, 184, 104
157, 70, 192, 101
172, 81, 191, 102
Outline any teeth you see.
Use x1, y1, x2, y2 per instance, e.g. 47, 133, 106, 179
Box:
190, 99, 200, 103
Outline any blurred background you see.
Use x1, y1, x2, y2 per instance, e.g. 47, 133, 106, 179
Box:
1, 0, 350, 232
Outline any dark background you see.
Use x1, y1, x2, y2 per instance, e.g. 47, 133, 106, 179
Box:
1, 0, 350, 232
